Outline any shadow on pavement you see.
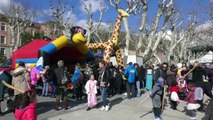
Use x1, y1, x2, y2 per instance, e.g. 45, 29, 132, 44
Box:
37, 101, 55, 115
110, 97, 124, 106
140, 111, 152, 118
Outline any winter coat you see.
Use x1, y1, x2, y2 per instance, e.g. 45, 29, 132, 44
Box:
41, 69, 53, 83
192, 67, 204, 83
54, 67, 69, 86
185, 87, 196, 104
153, 67, 161, 82
136, 67, 143, 82
150, 83, 163, 108
169, 86, 179, 93
84, 67, 93, 80
72, 69, 83, 85
202, 98, 213, 120
14, 102, 37, 120
98, 67, 110, 87
12, 66, 30, 95
124, 65, 138, 83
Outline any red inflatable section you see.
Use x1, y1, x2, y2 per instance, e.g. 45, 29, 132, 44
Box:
12, 39, 87, 69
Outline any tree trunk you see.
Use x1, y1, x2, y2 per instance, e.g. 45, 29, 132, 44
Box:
123, 17, 130, 56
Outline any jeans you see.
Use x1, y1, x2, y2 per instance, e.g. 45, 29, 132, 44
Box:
126, 82, 135, 99
42, 82, 49, 96
136, 81, 141, 97
50, 81, 56, 97
100, 87, 109, 107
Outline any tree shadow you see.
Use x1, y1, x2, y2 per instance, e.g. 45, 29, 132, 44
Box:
37, 101, 55, 115
140, 111, 152, 118
110, 97, 124, 107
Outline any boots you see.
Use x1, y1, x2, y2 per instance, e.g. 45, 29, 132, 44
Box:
64, 101, 68, 110
55, 102, 60, 111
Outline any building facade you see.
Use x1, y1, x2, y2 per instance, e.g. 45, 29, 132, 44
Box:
0, 14, 12, 58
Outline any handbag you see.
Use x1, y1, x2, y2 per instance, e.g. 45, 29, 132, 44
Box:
61, 69, 69, 85
171, 92, 179, 101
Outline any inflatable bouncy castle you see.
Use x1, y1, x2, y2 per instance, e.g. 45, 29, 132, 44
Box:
12, 26, 94, 69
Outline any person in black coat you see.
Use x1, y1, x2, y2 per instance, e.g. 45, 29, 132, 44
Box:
202, 98, 213, 120
153, 63, 161, 85
192, 61, 213, 112
98, 61, 110, 111
115, 67, 123, 94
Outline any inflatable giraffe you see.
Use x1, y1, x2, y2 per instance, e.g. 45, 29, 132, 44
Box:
88, 9, 129, 67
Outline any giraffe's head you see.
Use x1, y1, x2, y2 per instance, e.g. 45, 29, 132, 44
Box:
118, 9, 129, 17
69, 26, 87, 44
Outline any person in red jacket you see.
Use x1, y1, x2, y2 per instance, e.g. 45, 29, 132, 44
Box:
14, 89, 37, 120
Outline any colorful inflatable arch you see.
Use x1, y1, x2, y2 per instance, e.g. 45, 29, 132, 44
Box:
38, 35, 94, 65
12, 34, 94, 69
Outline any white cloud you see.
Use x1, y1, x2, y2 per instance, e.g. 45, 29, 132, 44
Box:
80, 0, 103, 13
196, 21, 212, 32
0, 0, 11, 11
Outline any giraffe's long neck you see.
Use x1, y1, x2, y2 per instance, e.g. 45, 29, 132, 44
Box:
111, 15, 122, 46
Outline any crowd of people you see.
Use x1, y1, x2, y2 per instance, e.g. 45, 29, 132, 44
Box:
0, 59, 213, 120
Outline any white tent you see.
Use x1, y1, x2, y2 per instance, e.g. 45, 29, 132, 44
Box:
190, 51, 213, 63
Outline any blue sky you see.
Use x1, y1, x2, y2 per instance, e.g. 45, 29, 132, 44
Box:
0, 0, 212, 32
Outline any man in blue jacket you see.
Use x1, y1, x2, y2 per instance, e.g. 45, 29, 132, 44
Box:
124, 62, 138, 99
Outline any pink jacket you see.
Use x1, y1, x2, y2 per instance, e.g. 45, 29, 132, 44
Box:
14, 102, 37, 120
185, 87, 196, 104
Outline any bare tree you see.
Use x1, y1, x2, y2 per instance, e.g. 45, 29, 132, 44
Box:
2, 2, 36, 51
48, 0, 74, 38
142, 0, 174, 63
81, 0, 108, 43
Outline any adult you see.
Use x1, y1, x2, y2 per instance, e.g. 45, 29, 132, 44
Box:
140, 65, 146, 88
115, 67, 124, 94
98, 61, 110, 111
191, 61, 213, 112
0, 71, 12, 101
11, 61, 31, 110
160, 62, 169, 81
135, 63, 143, 97
54, 60, 70, 110
124, 62, 138, 99
108, 62, 116, 97
202, 98, 213, 120
153, 63, 161, 85
72, 63, 84, 101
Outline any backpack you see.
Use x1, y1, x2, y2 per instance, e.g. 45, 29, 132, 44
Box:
194, 87, 203, 101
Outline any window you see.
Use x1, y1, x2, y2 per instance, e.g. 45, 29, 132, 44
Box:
0, 36, 5, 44
1, 23, 6, 31
0, 48, 5, 55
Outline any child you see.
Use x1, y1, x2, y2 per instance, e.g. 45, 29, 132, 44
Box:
149, 77, 164, 120
169, 80, 179, 110
85, 74, 98, 111
184, 82, 200, 120
14, 89, 37, 120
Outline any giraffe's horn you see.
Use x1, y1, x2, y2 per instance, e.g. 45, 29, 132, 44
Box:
118, 9, 129, 17
2, 80, 25, 94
